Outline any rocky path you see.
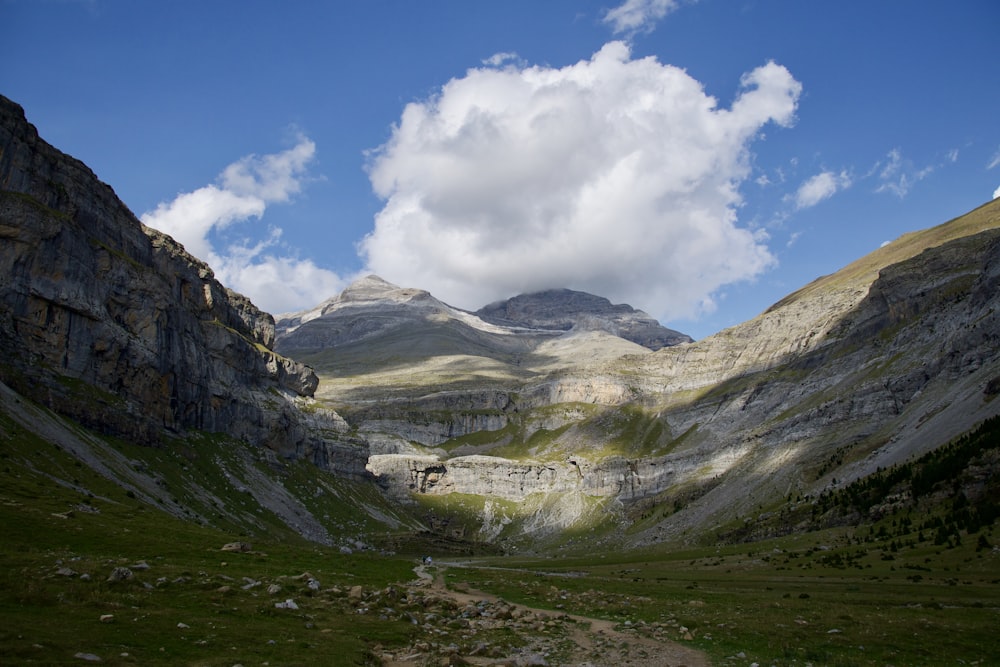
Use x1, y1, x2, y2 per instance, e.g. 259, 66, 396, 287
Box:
379, 562, 709, 667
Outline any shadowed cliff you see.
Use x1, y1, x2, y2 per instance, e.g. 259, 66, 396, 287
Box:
0, 95, 360, 472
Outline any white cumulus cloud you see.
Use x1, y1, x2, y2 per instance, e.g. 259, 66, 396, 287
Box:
141, 136, 347, 315
603, 0, 681, 36
792, 170, 852, 210
361, 41, 802, 321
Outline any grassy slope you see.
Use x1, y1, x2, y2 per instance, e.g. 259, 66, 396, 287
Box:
768, 197, 1000, 313
0, 400, 423, 666
3, 401, 998, 666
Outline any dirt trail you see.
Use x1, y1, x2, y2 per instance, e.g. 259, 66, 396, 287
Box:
396, 562, 709, 667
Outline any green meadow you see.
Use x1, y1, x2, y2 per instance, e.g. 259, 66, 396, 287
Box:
2, 404, 998, 666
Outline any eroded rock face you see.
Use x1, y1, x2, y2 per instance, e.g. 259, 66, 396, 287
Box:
0, 95, 357, 469
366, 449, 725, 503
342, 377, 641, 447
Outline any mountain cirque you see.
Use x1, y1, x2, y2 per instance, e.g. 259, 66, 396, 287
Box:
2, 89, 1000, 553
274, 199, 1000, 547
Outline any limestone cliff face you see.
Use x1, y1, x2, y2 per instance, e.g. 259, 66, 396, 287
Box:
622, 223, 1000, 542
631, 203, 1000, 398
366, 450, 722, 503
0, 95, 360, 472
342, 378, 639, 447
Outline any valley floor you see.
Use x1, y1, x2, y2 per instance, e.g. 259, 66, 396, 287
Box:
377, 562, 709, 666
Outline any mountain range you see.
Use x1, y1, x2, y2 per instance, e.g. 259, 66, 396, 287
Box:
2, 89, 999, 553
266, 204, 1000, 550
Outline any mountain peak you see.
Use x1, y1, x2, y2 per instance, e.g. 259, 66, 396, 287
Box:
476, 288, 692, 349
343, 274, 398, 294
337, 274, 431, 306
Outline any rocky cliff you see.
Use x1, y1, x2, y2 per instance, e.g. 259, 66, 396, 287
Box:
616, 219, 1000, 543
0, 95, 362, 473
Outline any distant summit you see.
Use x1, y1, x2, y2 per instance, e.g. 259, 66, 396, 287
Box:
272, 276, 665, 392
274, 275, 455, 351
335, 274, 432, 305
275, 277, 691, 355
476, 288, 692, 350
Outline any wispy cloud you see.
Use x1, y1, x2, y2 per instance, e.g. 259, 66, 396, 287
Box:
603, 0, 682, 36
362, 41, 802, 321
791, 170, 852, 210
988, 146, 1000, 170
140, 136, 346, 315
874, 148, 933, 198
482, 52, 522, 67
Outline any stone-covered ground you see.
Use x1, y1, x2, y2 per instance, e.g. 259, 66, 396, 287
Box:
376, 564, 708, 666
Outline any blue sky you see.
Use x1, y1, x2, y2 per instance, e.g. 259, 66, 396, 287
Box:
2, 0, 998, 339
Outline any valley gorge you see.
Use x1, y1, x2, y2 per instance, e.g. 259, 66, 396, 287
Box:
2, 88, 1000, 552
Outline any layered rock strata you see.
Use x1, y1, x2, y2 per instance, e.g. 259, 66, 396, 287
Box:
368, 209, 1000, 538
0, 95, 363, 473
366, 450, 738, 502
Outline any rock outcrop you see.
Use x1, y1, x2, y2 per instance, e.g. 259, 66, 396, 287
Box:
366, 450, 725, 502
0, 95, 360, 472
476, 288, 692, 349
